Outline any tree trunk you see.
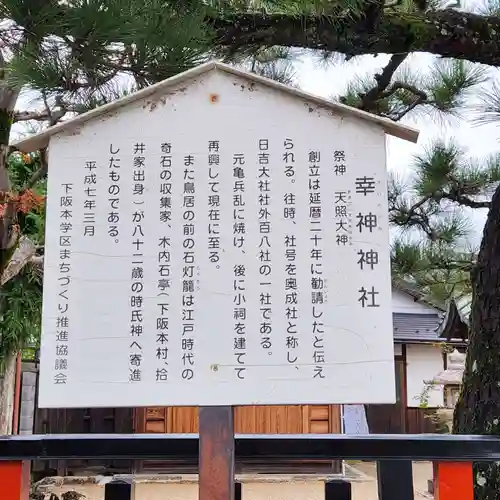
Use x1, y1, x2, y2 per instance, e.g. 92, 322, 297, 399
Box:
453, 181, 500, 500
211, 9, 500, 67
0, 352, 17, 435
0, 84, 19, 264
0, 79, 22, 437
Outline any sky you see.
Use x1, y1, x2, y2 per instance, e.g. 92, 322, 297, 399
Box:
295, 52, 500, 245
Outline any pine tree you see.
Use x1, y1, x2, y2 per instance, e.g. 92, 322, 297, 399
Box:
387, 138, 500, 499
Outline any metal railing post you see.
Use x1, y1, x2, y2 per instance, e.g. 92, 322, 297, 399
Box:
325, 479, 352, 500
104, 477, 133, 500
377, 460, 413, 500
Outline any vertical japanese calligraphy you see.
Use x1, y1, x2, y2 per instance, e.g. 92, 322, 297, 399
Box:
83, 161, 97, 236
283, 138, 299, 367
333, 150, 352, 247
39, 71, 397, 408
129, 142, 146, 383
257, 139, 272, 353
355, 175, 380, 309
54, 182, 73, 385
156, 142, 173, 382
232, 149, 247, 379
181, 153, 196, 381
108, 144, 121, 241
208, 141, 221, 264
308, 150, 326, 379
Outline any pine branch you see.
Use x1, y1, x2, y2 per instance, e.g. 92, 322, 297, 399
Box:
436, 190, 491, 208
393, 90, 427, 119
391, 239, 475, 306
381, 82, 427, 100
337, 58, 481, 122
356, 53, 408, 112
383, 81, 428, 119
390, 194, 441, 240
210, 10, 500, 67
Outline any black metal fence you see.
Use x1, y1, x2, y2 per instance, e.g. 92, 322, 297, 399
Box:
1, 433, 498, 500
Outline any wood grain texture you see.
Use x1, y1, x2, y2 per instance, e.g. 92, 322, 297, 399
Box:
141, 404, 341, 434
199, 406, 235, 500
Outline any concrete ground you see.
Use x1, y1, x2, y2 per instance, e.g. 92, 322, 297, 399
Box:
349, 461, 432, 499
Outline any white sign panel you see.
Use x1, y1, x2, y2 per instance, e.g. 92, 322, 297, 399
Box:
39, 69, 396, 408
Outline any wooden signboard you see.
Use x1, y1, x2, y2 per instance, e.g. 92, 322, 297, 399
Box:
14, 60, 419, 500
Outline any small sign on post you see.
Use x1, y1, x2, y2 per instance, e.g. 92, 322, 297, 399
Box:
14, 60, 419, 500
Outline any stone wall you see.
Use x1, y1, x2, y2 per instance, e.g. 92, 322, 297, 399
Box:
20, 362, 37, 435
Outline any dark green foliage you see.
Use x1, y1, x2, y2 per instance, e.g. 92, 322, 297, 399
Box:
0, 153, 45, 365
0, 265, 42, 367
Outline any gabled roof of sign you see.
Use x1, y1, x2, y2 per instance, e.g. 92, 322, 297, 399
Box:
13, 60, 419, 153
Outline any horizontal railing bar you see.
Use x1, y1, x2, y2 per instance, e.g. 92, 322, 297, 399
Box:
0, 434, 500, 461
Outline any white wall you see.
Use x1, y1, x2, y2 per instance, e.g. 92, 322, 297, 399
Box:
392, 289, 436, 314
406, 344, 444, 408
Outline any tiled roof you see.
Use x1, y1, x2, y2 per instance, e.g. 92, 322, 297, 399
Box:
393, 313, 442, 343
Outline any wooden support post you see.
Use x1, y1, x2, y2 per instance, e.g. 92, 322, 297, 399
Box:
377, 460, 414, 500
434, 462, 473, 500
0, 460, 30, 500
199, 406, 235, 500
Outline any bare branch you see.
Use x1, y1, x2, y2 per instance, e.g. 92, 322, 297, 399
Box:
29, 254, 44, 280
23, 148, 48, 191
438, 191, 491, 209
0, 235, 36, 286
394, 94, 426, 120
390, 195, 442, 240
381, 82, 427, 101
30, 255, 43, 268
359, 53, 408, 111
13, 110, 51, 122
14, 95, 71, 125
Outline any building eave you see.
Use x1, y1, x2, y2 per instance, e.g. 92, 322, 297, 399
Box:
437, 299, 469, 342
393, 338, 467, 346
392, 279, 446, 312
